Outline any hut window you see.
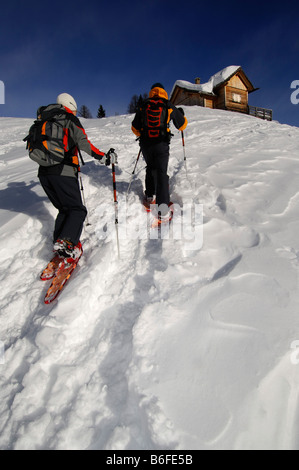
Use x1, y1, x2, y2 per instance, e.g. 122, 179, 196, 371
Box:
232, 93, 241, 103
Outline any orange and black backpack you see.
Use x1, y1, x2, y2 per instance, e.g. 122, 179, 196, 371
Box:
24, 105, 75, 167
140, 97, 170, 141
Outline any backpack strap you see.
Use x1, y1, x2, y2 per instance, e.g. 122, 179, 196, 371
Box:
77, 147, 85, 167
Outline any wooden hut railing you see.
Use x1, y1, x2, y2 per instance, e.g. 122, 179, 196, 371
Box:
248, 105, 272, 121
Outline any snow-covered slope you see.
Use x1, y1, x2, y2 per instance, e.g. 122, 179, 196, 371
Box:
1, 107, 299, 450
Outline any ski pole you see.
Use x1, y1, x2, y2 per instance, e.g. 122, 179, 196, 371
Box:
126, 148, 142, 198
181, 130, 187, 175
79, 173, 91, 226
107, 148, 120, 259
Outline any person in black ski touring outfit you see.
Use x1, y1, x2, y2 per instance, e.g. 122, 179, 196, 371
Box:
32, 93, 116, 268
131, 83, 187, 223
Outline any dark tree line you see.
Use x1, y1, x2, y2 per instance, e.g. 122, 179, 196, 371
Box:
78, 104, 106, 119
76, 93, 149, 118
127, 93, 148, 114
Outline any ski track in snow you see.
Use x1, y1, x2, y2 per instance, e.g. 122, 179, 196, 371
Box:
1, 108, 299, 449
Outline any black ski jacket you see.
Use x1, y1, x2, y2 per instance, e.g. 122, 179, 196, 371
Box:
131, 86, 187, 144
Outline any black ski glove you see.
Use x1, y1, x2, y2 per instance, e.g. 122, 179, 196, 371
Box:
104, 148, 118, 166
178, 107, 185, 116
94, 154, 105, 163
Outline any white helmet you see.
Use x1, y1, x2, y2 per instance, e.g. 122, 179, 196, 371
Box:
57, 93, 77, 112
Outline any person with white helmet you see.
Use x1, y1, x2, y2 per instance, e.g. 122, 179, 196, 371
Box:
56, 92, 77, 113
35, 92, 115, 271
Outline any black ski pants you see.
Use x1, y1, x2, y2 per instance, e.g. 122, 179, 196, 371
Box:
39, 174, 87, 246
141, 140, 170, 213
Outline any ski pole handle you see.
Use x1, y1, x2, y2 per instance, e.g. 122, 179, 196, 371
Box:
106, 148, 118, 166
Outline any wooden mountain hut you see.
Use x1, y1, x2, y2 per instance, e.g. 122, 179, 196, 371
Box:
169, 66, 272, 120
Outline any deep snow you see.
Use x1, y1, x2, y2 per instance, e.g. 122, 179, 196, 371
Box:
1, 106, 299, 450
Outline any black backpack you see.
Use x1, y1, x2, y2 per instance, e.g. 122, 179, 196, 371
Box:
141, 97, 169, 140
24, 105, 69, 166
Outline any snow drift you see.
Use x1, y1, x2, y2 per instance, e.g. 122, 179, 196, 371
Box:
1, 106, 299, 450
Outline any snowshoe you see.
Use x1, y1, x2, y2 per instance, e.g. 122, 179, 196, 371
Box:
151, 202, 174, 228
40, 254, 61, 281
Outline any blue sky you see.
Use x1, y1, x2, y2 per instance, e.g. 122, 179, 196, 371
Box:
0, 0, 299, 127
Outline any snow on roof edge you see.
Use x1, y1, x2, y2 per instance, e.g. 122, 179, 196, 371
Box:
170, 66, 241, 98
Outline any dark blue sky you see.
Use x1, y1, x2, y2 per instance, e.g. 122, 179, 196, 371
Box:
1, 0, 299, 127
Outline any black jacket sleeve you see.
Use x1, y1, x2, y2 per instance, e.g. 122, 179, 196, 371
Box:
168, 103, 188, 131
132, 110, 142, 137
